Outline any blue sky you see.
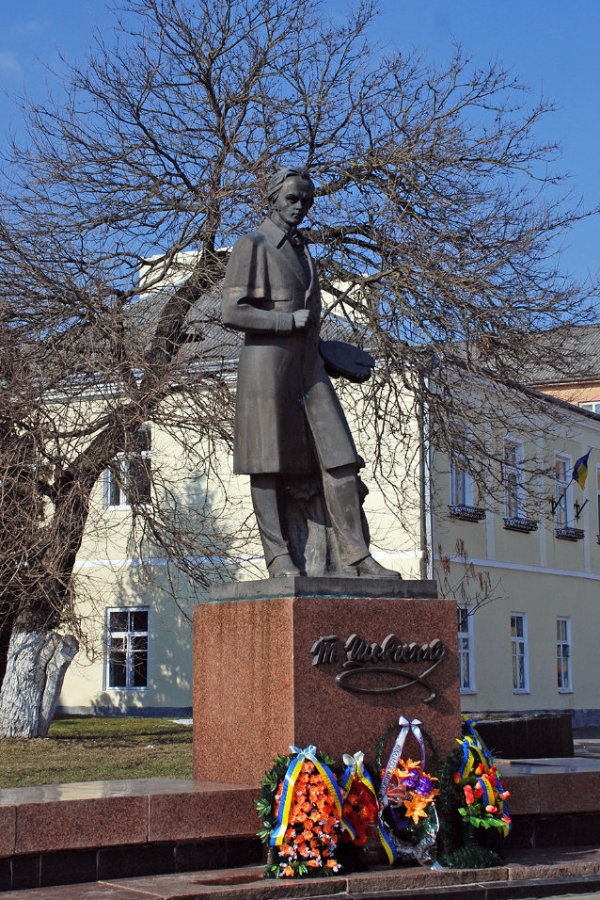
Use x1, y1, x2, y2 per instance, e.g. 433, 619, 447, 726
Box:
0, 0, 598, 287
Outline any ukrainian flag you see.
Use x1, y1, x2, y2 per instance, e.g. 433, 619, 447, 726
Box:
572, 450, 591, 489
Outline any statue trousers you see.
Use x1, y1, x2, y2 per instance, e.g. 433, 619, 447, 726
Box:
250, 464, 369, 568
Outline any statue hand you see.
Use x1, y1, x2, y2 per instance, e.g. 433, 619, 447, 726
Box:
292, 309, 312, 330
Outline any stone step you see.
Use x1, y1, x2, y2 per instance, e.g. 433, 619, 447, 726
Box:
0, 778, 260, 892
4, 848, 600, 900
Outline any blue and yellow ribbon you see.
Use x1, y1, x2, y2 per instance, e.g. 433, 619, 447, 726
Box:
457, 734, 486, 780
270, 745, 356, 846
457, 719, 491, 780
341, 750, 376, 795
476, 774, 495, 807
376, 815, 398, 865
464, 719, 494, 765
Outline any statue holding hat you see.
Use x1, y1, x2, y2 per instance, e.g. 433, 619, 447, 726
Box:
222, 167, 399, 579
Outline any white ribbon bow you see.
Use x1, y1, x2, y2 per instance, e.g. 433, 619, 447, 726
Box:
380, 716, 425, 807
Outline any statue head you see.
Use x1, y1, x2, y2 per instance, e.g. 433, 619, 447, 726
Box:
267, 166, 314, 229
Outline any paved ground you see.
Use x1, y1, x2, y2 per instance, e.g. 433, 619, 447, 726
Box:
508, 893, 600, 900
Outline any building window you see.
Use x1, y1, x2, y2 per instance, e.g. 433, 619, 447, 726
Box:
504, 439, 525, 519
107, 608, 149, 689
503, 439, 537, 532
511, 613, 529, 693
556, 617, 572, 692
554, 454, 572, 529
457, 606, 475, 693
105, 427, 152, 508
449, 452, 485, 521
579, 401, 600, 414
450, 454, 473, 508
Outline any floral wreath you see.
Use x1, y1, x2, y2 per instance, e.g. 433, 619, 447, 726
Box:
257, 718, 513, 878
454, 720, 511, 836
257, 745, 353, 879
379, 716, 442, 867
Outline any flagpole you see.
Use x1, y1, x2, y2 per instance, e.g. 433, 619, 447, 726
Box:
551, 448, 591, 516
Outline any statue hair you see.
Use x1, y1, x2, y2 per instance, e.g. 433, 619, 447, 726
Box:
267, 167, 314, 204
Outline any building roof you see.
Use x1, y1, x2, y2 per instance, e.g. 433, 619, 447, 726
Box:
126, 277, 363, 372
126, 268, 600, 406
523, 324, 600, 386
129, 280, 240, 367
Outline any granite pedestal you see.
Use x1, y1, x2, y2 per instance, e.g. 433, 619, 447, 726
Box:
193, 577, 461, 784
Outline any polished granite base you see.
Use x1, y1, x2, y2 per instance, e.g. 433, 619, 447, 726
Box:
0, 779, 257, 857
0, 779, 260, 892
194, 588, 460, 783
3, 756, 600, 891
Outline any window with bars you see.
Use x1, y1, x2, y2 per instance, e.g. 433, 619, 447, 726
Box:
106, 608, 149, 689
457, 606, 475, 693
556, 617, 572, 692
511, 613, 529, 693
105, 427, 152, 508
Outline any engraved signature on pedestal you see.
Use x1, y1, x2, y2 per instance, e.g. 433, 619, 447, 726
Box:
309, 632, 446, 703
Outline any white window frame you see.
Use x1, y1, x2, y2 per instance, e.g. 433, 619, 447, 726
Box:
457, 605, 476, 694
579, 401, 600, 414
556, 616, 572, 693
105, 607, 150, 690
104, 427, 152, 509
511, 612, 529, 693
554, 453, 572, 529
104, 455, 131, 509
504, 437, 525, 520
450, 453, 474, 508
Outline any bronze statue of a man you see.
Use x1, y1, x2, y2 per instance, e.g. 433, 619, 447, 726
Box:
222, 166, 399, 579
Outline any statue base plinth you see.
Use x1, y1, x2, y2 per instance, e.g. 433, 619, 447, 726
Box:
208, 574, 438, 601
193, 578, 460, 784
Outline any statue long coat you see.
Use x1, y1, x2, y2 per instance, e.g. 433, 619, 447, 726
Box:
222, 216, 358, 475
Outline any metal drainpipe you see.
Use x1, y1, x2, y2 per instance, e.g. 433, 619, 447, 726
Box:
419, 373, 435, 581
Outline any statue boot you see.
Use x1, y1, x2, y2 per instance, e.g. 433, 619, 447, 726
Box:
267, 553, 301, 578
347, 555, 401, 579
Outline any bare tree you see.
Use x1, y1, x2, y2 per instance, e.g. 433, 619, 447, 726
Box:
0, 0, 595, 735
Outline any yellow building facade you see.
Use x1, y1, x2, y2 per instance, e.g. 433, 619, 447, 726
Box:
58, 374, 600, 726
433, 393, 600, 725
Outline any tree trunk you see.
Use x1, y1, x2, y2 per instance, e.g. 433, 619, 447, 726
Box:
0, 631, 79, 737
0, 608, 17, 689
